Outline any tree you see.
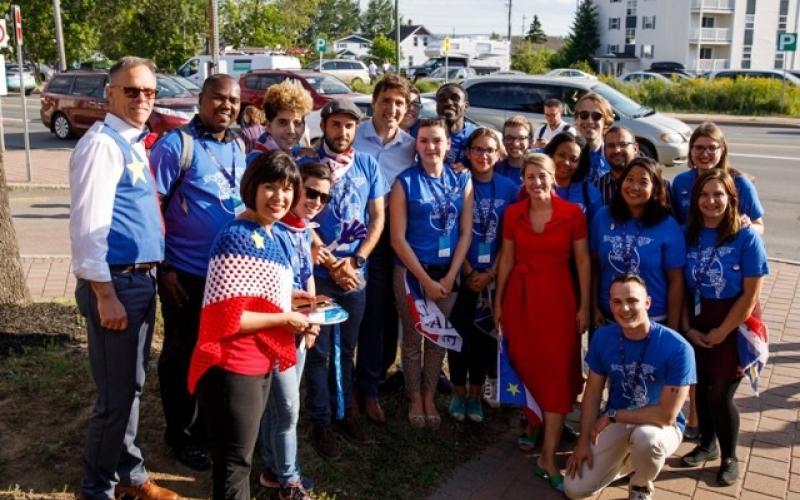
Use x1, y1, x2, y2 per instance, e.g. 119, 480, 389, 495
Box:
370, 34, 397, 63
554, 0, 600, 69
360, 0, 394, 40
525, 15, 547, 44
308, 0, 361, 42
511, 42, 555, 75
222, 0, 290, 50
0, 155, 30, 305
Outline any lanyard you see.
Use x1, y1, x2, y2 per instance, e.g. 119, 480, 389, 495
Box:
475, 176, 497, 243
693, 241, 719, 295
423, 164, 453, 233
618, 330, 651, 401
620, 219, 643, 272
198, 140, 238, 188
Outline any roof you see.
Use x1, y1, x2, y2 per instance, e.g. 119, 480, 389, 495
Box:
387, 25, 431, 42
334, 34, 372, 44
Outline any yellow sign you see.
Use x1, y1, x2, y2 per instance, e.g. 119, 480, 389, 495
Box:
443, 36, 451, 54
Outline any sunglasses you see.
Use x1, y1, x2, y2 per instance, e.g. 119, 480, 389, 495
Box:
577, 110, 604, 122
112, 86, 158, 99
304, 186, 331, 204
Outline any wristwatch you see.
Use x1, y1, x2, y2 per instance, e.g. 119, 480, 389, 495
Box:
606, 408, 618, 423
353, 254, 367, 269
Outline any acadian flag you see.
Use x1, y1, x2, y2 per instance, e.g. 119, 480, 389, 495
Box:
497, 333, 543, 425
403, 269, 462, 352
738, 313, 769, 396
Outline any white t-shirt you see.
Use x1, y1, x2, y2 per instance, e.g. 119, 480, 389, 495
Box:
535, 121, 573, 143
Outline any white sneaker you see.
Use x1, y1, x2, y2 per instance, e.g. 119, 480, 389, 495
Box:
629, 485, 653, 500
483, 378, 500, 408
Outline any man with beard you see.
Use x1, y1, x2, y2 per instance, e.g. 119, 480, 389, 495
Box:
574, 93, 614, 186
150, 73, 245, 471
598, 126, 639, 205
436, 83, 477, 167
304, 99, 388, 459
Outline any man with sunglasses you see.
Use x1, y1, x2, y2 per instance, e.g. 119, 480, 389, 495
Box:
533, 99, 573, 149
352, 74, 416, 424
574, 93, 614, 186
598, 126, 640, 205
149, 73, 244, 472
70, 56, 178, 500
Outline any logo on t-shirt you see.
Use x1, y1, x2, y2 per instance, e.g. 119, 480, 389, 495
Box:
604, 234, 654, 274
689, 246, 735, 298
472, 198, 502, 241
203, 172, 241, 215
611, 361, 656, 409
331, 178, 364, 224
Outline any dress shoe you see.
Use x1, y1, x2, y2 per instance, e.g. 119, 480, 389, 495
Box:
173, 442, 211, 471
717, 458, 739, 486
680, 444, 720, 467
333, 414, 373, 444
359, 396, 386, 423
311, 426, 341, 460
114, 480, 178, 500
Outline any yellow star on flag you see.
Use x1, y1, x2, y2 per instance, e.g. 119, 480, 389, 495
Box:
251, 231, 265, 249
126, 159, 147, 185
507, 383, 520, 396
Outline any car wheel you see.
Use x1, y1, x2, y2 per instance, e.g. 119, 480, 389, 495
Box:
351, 77, 363, 87
636, 140, 658, 161
52, 113, 73, 140
25, 88, 33, 96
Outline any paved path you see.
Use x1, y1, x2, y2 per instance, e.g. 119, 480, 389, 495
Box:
20, 256, 75, 302
430, 261, 800, 500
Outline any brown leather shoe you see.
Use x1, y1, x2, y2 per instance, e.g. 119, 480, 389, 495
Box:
114, 480, 178, 500
360, 397, 386, 423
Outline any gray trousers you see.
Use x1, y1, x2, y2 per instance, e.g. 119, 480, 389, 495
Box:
76, 270, 157, 499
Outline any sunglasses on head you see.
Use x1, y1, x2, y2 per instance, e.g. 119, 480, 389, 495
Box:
113, 86, 158, 99
577, 110, 604, 122
304, 186, 331, 204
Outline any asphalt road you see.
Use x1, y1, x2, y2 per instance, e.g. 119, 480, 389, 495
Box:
4, 94, 799, 260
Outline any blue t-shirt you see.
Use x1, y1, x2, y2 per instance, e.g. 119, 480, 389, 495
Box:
685, 226, 769, 299
274, 222, 313, 292
587, 146, 611, 186
468, 174, 518, 269
671, 169, 764, 225
151, 121, 247, 276
446, 122, 478, 166
586, 322, 696, 432
311, 151, 389, 279
396, 162, 471, 266
590, 206, 686, 318
554, 181, 603, 223
494, 158, 523, 190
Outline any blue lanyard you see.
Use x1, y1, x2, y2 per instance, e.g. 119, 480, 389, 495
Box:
198, 139, 238, 188
423, 164, 453, 233
693, 243, 719, 295
475, 176, 497, 244
620, 220, 643, 272
618, 330, 651, 403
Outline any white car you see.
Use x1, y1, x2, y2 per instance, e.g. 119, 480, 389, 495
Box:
617, 71, 672, 84
545, 68, 598, 80
309, 59, 370, 87
422, 66, 478, 84
6, 64, 37, 95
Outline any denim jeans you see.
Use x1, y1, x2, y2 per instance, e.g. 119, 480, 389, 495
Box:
304, 277, 367, 427
258, 343, 307, 486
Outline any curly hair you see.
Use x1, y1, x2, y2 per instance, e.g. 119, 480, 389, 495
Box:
262, 79, 313, 121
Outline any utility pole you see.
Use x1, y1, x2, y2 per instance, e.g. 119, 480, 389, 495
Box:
522, 15, 527, 40
52, 0, 66, 71
507, 0, 512, 41
209, 0, 220, 73
395, 0, 400, 73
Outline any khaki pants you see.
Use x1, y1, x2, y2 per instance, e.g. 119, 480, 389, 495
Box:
564, 423, 682, 499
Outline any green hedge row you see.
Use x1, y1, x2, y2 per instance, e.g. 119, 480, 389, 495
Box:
604, 76, 800, 117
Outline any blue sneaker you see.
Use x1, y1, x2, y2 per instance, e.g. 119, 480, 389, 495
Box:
448, 396, 466, 421
466, 397, 484, 423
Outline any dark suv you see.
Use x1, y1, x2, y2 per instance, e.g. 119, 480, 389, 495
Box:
40, 71, 198, 140
239, 69, 361, 115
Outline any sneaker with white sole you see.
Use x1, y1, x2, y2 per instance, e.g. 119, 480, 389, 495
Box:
629, 485, 653, 500
483, 378, 500, 408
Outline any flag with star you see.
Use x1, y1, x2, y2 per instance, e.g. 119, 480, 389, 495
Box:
188, 220, 296, 393
497, 333, 542, 423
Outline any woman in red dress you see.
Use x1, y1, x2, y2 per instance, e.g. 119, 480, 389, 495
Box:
494, 153, 590, 491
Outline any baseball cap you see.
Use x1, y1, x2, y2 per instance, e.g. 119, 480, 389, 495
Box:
320, 99, 363, 121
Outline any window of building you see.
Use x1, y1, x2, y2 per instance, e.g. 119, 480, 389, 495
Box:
626, 0, 637, 16
413, 37, 418, 47
700, 47, 713, 59
423, 37, 428, 47
609, 17, 621, 30
409, 56, 414, 66
642, 16, 656, 29
625, 28, 636, 44
607, 44, 620, 53
702, 17, 715, 28
778, 15, 788, 30
746, 0, 756, 14
610, 0, 621, 3
775, 52, 785, 69
642, 44, 654, 58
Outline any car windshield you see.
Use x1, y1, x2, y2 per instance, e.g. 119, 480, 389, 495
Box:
304, 75, 351, 95
170, 75, 201, 94
590, 82, 650, 118
156, 75, 195, 98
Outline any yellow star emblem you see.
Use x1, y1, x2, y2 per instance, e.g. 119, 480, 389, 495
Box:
506, 383, 520, 396
251, 231, 265, 249
126, 159, 147, 185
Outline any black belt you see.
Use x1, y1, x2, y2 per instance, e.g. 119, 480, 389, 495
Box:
109, 263, 158, 273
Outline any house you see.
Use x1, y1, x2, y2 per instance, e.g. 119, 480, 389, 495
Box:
425, 36, 511, 72
387, 22, 433, 70
592, 0, 800, 75
333, 34, 372, 60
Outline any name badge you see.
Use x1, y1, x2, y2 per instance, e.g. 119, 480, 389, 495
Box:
694, 291, 702, 316
438, 235, 451, 258
478, 242, 491, 264
228, 193, 245, 216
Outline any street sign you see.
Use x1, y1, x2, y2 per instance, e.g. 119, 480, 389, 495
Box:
11, 5, 22, 44
0, 20, 7, 48
443, 36, 451, 54
777, 32, 797, 52
315, 38, 326, 53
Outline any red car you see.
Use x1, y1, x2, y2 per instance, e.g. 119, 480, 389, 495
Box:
40, 71, 198, 141
239, 69, 362, 114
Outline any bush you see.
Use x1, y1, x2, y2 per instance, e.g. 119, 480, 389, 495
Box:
351, 79, 375, 95
415, 80, 442, 94
511, 42, 555, 74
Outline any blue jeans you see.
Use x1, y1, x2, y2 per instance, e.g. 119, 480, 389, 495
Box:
258, 343, 307, 486
304, 277, 366, 427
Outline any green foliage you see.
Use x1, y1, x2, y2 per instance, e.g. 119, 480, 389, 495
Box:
414, 79, 442, 93
350, 79, 375, 94
222, 0, 289, 50
555, 0, 600, 69
307, 0, 361, 43
511, 42, 555, 74
569, 60, 596, 75
370, 34, 397, 63
525, 14, 547, 44
360, 0, 394, 40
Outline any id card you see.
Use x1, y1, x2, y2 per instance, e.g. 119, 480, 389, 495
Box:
477, 242, 491, 264
694, 291, 701, 316
438, 236, 451, 258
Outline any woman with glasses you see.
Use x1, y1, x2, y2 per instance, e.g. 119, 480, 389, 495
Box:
544, 132, 602, 223
495, 115, 534, 189
258, 162, 332, 500
494, 153, 590, 492
590, 157, 686, 330
671, 122, 764, 235
390, 117, 474, 429
447, 128, 518, 424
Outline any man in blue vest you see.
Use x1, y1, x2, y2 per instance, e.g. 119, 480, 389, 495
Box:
150, 73, 244, 471
70, 56, 178, 500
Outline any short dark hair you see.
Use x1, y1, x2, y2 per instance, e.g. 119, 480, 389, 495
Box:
372, 74, 411, 104
604, 125, 635, 140
300, 162, 332, 183
201, 73, 237, 94
417, 117, 450, 138
611, 273, 648, 290
436, 82, 467, 102
609, 157, 671, 226
544, 98, 563, 110
543, 132, 587, 180
240, 151, 302, 212
108, 56, 156, 84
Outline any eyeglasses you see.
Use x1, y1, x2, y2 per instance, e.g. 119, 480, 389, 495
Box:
606, 141, 636, 150
112, 85, 158, 99
304, 186, 331, 204
503, 135, 530, 144
692, 144, 722, 154
410, 100, 422, 109
471, 146, 498, 155
577, 110, 604, 122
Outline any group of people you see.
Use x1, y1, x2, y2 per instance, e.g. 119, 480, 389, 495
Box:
69, 55, 768, 500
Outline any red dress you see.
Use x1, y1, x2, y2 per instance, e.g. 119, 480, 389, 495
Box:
501, 196, 587, 417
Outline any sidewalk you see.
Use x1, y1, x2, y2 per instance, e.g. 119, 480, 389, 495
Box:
4, 148, 71, 187
20, 255, 75, 302
666, 112, 800, 129
430, 261, 800, 500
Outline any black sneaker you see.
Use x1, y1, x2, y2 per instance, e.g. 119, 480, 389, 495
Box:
561, 424, 580, 443
311, 426, 341, 460
680, 444, 720, 467
717, 458, 739, 486
332, 414, 372, 444
173, 443, 211, 471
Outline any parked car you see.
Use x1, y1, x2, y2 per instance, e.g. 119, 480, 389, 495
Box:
422, 66, 478, 84
39, 71, 198, 140
544, 68, 598, 80
648, 61, 691, 77
617, 71, 672, 84
307, 59, 370, 86
238, 69, 362, 116
461, 74, 692, 165
790, 70, 800, 80
6, 64, 37, 95
409, 57, 468, 81
706, 69, 800, 86
163, 74, 202, 95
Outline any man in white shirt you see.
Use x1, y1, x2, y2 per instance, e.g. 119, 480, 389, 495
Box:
533, 98, 573, 148
70, 56, 178, 500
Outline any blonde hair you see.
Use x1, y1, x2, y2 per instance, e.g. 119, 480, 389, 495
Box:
575, 92, 614, 130
263, 79, 313, 120
242, 106, 266, 126
521, 152, 555, 178
503, 115, 533, 136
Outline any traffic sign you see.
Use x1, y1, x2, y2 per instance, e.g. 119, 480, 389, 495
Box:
777, 32, 797, 52
0, 20, 7, 48
315, 38, 326, 53
12, 5, 22, 43
443, 36, 451, 54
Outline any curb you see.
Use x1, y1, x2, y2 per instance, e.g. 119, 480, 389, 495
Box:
667, 114, 800, 129
768, 257, 800, 266
8, 183, 69, 191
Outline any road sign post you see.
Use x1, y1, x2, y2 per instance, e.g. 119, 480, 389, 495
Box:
316, 38, 326, 70
443, 36, 451, 83
11, 5, 31, 181
776, 33, 797, 114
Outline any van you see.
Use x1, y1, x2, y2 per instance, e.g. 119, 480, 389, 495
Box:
177, 53, 302, 87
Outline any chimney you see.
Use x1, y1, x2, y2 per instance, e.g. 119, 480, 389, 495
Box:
407, 19, 413, 26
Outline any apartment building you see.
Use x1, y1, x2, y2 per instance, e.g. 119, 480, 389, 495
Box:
592, 0, 800, 74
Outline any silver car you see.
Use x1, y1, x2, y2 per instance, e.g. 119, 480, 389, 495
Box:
462, 75, 691, 166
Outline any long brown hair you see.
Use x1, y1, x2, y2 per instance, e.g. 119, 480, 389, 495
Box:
686, 169, 741, 247
688, 122, 731, 172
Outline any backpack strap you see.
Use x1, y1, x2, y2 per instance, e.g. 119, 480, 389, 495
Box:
537, 124, 547, 140
161, 125, 194, 214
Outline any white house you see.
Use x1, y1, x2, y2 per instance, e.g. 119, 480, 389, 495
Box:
333, 34, 372, 60
388, 22, 433, 69
425, 36, 511, 71
592, 0, 800, 74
